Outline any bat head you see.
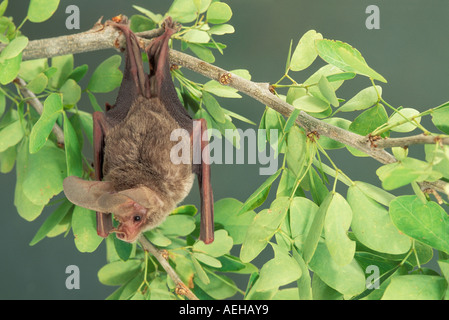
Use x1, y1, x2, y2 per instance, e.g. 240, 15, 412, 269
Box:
63, 176, 171, 243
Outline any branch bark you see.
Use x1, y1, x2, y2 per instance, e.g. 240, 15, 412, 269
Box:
8, 20, 449, 198
138, 235, 198, 300
374, 134, 449, 149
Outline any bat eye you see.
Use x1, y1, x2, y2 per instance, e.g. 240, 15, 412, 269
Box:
133, 215, 141, 222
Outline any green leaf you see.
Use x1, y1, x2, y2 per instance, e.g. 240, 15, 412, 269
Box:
0, 36, 28, 60
193, 229, 233, 257
326, 72, 356, 82
388, 108, 421, 133
129, 14, 156, 33
377, 157, 440, 190
0, 90, 4, 117
194, 273, 237, 300
389, 196, 449, 253
144, 229, 172, 247
132, 5, 163, 24
303, 192, 333, 263
98, 259, 142, 286
14, 139, 45, 221
265, 108, 285, 155
49, 54, 73, 89
337, 86, 381, 113
293, 94, 330, 113
27, 0, 60, 23
29, 93, 63, 153
309, 241, 366, 296
349, 103, 388, 136
187, 43, 215, 63
87, 91, 102, 112
60, 79, 81, 106
238, 168, 282, 214
183, 29, 210, 43
382, 275, 447, 300
425, 144, 449, 180
72, 205, 103, 253
290, 30, 323, 72
353, 180, 395, 206
0, 145, 16, 173
0, 120, 24, 152
0, 53, 21, 85
316, 39, 387, 83
292, 250, 313, 300
347, 185, 411, 254
193, 252, 222, 268
29, 199, 73, 246
22, 142, 66, 207
77, 111, 93, 145
26, 72, 48, 94
256, 243, 302, 292
318, 76, 339, 107
290, 197, 318, 252
157, 214, 196, 236
214, 198, 256, 244
324, 193, 356, 266
63, 112, 83, 177
202, 91, 226, 123
431, 104, 449, 134
208, 24, 234, 35
171, 204, 197, 216
68, 64, 88, 82
286, 125, 307, 176
167, 0, 197, 23
347, 103, 388, 157
191, 254, 210, 284
207, 2, 232, 24
240, 197, 290, 263
0, 0, 8, 17
113, 236, 133, 261
87, 55, 123, 93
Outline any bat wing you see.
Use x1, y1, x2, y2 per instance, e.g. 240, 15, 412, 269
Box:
93, 111, 113, 237
145, 17, 193, 129
193, 119, 214, 244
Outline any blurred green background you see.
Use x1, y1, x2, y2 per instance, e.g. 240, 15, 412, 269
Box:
1, 0, 449, 299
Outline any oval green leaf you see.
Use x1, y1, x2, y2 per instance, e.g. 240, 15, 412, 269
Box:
389, 195, 449, 253
316, 39, 387, 83
72, 205, 103, 253
290, 30, 323, 72
87, 55, 123, 93
347, 185, 411, 254
324, 193, 356, 266
28, 0, 60, 23
207, 2, 232, 24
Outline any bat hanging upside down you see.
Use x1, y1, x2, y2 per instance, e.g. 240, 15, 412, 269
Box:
63, 17, 214, 244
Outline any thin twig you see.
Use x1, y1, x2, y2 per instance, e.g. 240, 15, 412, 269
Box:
374, 134, 449, 149
14, 77, 65, 145
138, 235, 199, 300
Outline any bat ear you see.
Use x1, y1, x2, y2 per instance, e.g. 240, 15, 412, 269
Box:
63, 176, 115, 212
119, 187, 164, 209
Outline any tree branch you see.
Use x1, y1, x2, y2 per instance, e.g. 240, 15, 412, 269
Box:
374, 134, 449, 149
138, 235, 198, 300
8, 20, 449, 197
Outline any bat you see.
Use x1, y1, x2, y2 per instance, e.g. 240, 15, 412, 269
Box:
63, 17, 214, 244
